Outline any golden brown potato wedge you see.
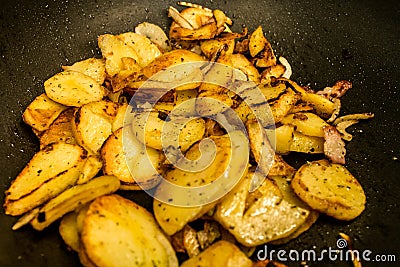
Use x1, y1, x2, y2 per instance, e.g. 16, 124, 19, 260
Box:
101, 127, 163, 190
44, 70, 108, 107
39, 108, 76, 149
200, 39, 235, 59
22, 93, 68, 132
30, 175, 120, 230
291, 160, 366, 221
72, 100, 119, 154
81, 194, 178, 267
62, 58, 106, 85
181, 240, 253, 267
4, 142, 87, 215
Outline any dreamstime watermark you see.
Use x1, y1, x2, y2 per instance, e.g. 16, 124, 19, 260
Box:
256, 238, 397, 263
123, 61, 276, 207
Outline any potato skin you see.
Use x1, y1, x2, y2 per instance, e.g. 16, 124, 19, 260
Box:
291, 159, 366, 221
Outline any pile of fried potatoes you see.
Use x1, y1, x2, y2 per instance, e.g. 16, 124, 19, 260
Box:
4, 2, 374, 267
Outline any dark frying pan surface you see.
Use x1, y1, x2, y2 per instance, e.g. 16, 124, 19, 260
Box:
1, 0, 399, 266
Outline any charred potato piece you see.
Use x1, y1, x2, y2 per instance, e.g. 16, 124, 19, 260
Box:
249, 26, 266, 57
291, 160, 366, 220
44, 70, 108, 107
81, 194, 178, 267
22, 93, 68, 132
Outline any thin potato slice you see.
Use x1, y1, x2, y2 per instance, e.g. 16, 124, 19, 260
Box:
291, 160, 366, 220
132, 110, 205, 152
154, 134, 245, 236
30, 175, 120, 230
5, 143, 86, 202
72, 100, 119, 154
249, 26, 266, 57
44, 70, 108, 107
118, 32, 162, 67
98, 34, 140, 77
290, 131, 324, 154
39, 108, 76, 149
214, 170, 310, 246
62, 58, 106, 85
101, 127, 162, 190
142, 49, 204, 78
59, 212, 80, 252
22, 93, 68, 132
77, 155, 103, 184
81, 194, 178, 267
181, 240, 253, 267
282, 112, 329, 137
5, 163, 84, 216
270, 88, 300, 124
230, 53, 260, 83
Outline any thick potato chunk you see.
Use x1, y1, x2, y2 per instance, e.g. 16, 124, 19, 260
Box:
291, 159, 366, 220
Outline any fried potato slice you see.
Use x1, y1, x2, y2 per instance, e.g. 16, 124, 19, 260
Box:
118, 32, 162, 67
181, 240, 253, 267
98, 34, 140, 77
142, 49, 204, 78
230, 53, 260, 83
22, 93, 68, 132
282, 112, 329, 137
200, 39, 235, 59
275, 124, 294, 154
62, 58, 106, 85
290, 131, 324, 154
44, 70, 108, 107
30, 175, 120, 230
39, 108, 76, 149
249, 26, 266, 57
214, 170, 310, 246
59, 212, 80, 252
132, 110, 205, 152
81, 194, 178, 267
282, 78, 335, 117
72, 100, 119, 154
291, 160, 366, 220
101, 127, 162, 190
77, 155, 103, 184
270, 88, 300, 123
154, 134, 246, 236
5, 142, 86, 201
